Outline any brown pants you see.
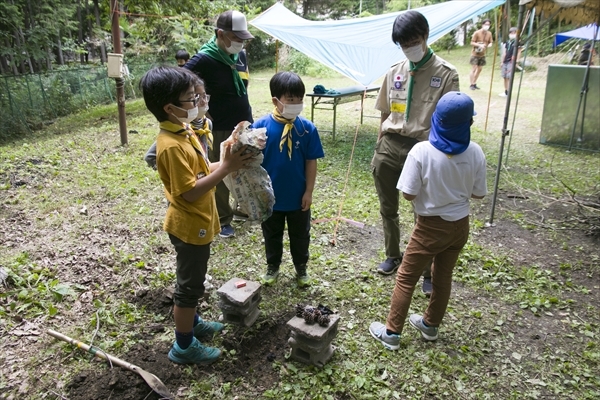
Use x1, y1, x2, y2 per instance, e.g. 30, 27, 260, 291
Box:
386, 215, 469, 334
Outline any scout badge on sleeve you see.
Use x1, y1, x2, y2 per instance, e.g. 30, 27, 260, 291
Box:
430, 76, 442, 88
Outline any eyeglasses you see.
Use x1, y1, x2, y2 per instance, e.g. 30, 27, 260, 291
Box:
396, 40, 422, 50
180, 93, 210, 107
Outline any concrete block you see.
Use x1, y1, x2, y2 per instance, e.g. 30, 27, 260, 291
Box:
286, 314, 340, 340
222, 306, 260, 327
290, 329, 337, 352
217, 278, 261, 307
288, 336, 335, 367
218, 294, 262, 316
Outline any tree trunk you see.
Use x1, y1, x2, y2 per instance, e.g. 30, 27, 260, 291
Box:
57, 30, 65, 65
86, 1, 95, 61
46, 45, 53, 70
94, 0, 107, 63
6, 38, 19, 75
0, 56, 6, 75
78, 0, 85, 64
13, 30, 25, 73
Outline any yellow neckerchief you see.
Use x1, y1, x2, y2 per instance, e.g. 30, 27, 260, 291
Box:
159, 120, 205, 158
191, 118, 213, 150
271, 107, 295, 160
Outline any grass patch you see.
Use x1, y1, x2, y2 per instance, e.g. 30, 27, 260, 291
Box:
0, 46, 598, 399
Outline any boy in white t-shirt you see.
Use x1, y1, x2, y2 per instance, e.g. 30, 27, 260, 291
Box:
369, 91, 487, 350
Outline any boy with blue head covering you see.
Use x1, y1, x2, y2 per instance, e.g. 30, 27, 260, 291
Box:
370, 91, 487, 350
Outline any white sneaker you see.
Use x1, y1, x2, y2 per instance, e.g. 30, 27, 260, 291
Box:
499, 92, 507, 97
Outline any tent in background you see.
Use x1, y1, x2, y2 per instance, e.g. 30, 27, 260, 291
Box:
554, 23, 600, 46
250, 0, 504, 86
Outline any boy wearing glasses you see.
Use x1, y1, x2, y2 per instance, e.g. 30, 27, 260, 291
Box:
140, 66, 253, 365
144, 76, 212, 169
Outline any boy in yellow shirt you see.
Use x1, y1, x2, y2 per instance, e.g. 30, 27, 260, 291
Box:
140, 66, 252, 364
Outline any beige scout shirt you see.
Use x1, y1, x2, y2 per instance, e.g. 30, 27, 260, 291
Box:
375, 54, 460, 142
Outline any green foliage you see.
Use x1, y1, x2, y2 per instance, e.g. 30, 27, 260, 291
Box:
0, 63, 153, 140
431, 30, 458, 53
0, 252, 79, 329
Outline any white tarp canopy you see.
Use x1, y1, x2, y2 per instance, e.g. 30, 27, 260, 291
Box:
250, 0, 504, 86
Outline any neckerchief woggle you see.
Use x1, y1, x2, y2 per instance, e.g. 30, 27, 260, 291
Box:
406, 48, 434, 121
191, 118, 213, 150
271, 107, 295, 160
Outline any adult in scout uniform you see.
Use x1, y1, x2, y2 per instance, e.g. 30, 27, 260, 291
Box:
372, 10, 460, 295
185, 10, 254, 238
469, 19, 493, 90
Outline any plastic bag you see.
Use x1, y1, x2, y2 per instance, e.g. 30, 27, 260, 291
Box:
221, 121, 275, 222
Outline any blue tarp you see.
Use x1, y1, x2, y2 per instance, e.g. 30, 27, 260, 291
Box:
250, 1, 504, 86
554, 23, 600, 47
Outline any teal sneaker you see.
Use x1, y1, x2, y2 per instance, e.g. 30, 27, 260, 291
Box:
409, 314, 438, 341
262, 265, 279, 286
193, 318, 225, 339
369, 321, 400, 350
168, 337, 221, 365
295, 264, 310, 288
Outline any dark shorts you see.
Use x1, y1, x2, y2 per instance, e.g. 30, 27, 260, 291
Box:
169, 234, 211, 308
470, 56, 486, 66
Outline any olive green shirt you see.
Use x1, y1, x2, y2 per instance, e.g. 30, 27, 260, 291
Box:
375, 54, 460, 142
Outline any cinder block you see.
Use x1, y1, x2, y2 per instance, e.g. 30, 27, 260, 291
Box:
217, 278, 261, 307
288, 336, 335, 367
222, 306, 260, 327
290, 329, 337, 352
286, 314, 340, 340
218, 294, 262, 316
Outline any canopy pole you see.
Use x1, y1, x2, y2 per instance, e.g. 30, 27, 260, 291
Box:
487, 5, 562, 226
275, 40, 279, 73
484, 7, 501, 133
505, 6, 535, 166
568, 24, 598, 150
487, 2, 525, 227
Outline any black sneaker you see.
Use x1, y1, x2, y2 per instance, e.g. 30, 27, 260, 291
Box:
474, 84, 481, 90
422, 277, 432, 297
377, 257, 402, 275
469, 84, 476, 90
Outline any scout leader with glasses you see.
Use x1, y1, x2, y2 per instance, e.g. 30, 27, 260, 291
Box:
371, 10, 460, 296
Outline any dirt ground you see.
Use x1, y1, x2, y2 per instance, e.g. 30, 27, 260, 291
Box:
18, 191, 595, 400
1, 52, 599, 399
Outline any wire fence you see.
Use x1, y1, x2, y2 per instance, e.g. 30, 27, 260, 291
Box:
0, 63, 156, 139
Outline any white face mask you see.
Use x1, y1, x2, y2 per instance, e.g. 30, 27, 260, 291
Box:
171, 105, 198, 124
225, 40, 244, 55
278, 100, 304, 119
509, 34, 516, 40
197, 105, 209, 119
402, 43, 426, 63
482, 25, 490, 31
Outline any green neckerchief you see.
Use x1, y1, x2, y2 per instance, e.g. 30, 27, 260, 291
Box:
406, 47, 434, 121
271, 107, 295, 160
199, 36, 246, 97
